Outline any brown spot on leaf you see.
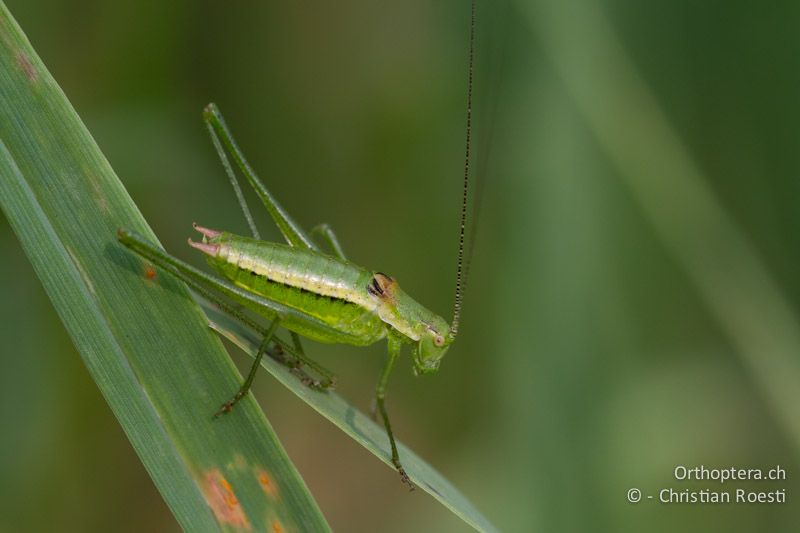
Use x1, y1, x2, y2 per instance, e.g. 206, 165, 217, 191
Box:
144, 264, 157, 280
15, 51, 37, 82
202, 469, 251, 530
256, 468, 278, 497
271, 520, 284, 533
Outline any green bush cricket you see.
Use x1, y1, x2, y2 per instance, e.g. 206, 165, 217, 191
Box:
117, 0, 478, 487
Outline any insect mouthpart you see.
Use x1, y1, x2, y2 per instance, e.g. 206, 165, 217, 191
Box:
413, 359, 441, 376
413, 326, 450, 376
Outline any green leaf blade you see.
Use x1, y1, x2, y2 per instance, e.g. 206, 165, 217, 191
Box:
0, 3, 329, 531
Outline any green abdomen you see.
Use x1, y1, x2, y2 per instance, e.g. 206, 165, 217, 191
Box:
209, 237, 386, 346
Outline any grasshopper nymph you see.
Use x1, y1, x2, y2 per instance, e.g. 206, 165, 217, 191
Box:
118, 0, 477, 487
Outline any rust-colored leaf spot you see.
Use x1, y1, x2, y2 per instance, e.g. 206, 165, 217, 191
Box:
271, 520, 285, 533
203, 469, 251, 530
144, 264, 157, 280
256, 468, 278, 497
15, 51, 37, 82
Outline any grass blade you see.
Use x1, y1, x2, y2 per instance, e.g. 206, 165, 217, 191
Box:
522, 0, 800, 456
205, 305, 498, 533
0, 3, 329, 531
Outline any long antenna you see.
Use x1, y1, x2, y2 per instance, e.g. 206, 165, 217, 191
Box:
450, 0, 476, 339
463, 0, 507, 296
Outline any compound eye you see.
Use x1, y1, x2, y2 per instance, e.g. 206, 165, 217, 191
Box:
433, 335, 445, 347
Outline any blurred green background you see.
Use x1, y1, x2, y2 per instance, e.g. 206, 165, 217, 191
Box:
2, 0, 800, 531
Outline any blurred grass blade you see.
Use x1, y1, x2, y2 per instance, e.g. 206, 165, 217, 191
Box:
0, 4, 329, 531
205, 306, 498, 533
522, 0, 800, 455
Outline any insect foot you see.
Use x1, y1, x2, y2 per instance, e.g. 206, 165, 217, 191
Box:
397, 466, 415, 491
293, 370, 320, 389
213, 403, 233, 419
314, 376, 336, 391
213, 396, 240, 419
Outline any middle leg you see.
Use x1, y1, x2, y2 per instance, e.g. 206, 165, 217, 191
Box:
289, 332, 337, 389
